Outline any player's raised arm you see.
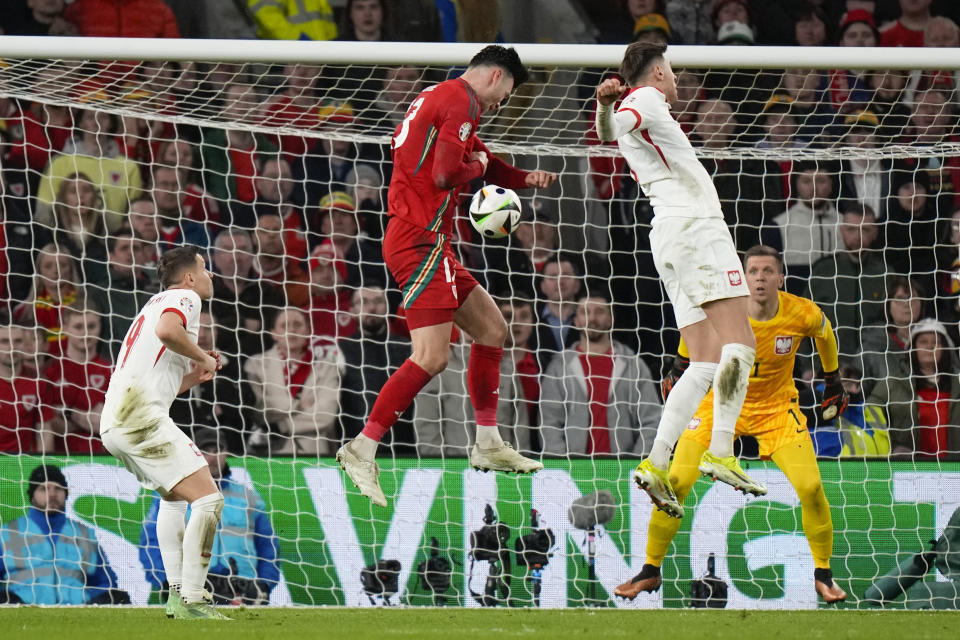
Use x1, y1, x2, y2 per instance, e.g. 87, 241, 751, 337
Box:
595, 77, 636, 142
471, 137, 557, 190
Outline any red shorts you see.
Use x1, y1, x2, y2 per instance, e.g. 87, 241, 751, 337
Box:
384, 216, 479, 314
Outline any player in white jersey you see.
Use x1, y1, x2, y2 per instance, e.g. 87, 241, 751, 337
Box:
100, 245, 229, 620
595, 42, 765, 517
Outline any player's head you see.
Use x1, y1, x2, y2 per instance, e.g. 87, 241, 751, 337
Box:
158, 245, 213, 299
743, 244, 784, 304
467, 45, 528, 113
618, 42, 676, 103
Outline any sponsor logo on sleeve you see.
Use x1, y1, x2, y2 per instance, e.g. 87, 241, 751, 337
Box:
179, 296, 195, 314
459, 122, 472, 141
775, 336, 794, 355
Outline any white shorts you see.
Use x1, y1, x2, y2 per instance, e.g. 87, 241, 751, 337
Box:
101, 416, 206, 494
650, 215, 748, 329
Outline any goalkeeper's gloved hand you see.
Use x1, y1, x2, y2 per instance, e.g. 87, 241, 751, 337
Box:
660, 354, 690, 401
820, 369, 849, 421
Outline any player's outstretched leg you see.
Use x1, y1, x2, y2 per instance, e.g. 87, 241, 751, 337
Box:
337, 357, 436, 506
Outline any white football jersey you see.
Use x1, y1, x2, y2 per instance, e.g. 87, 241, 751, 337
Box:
597, 86, 723, 219
101, 288, 201, 430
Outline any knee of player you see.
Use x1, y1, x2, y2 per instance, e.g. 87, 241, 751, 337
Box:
486, 316, 509, 346
192, 491, 225, 517
794, 477, 826, 505
669, 470, 699, 503
417, 352, 450, 376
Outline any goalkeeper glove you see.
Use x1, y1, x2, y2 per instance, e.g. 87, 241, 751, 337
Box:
820, 369, 849, 421
660, 354, 690, 401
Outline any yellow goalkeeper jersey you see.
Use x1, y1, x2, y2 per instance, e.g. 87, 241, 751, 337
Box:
739, 290, 827, 412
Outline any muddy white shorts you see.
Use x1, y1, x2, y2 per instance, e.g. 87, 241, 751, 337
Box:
649, 215, 748, 329
101, 415, 206, 494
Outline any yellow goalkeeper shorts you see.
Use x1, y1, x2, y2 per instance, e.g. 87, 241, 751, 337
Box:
680, 397, 811, 459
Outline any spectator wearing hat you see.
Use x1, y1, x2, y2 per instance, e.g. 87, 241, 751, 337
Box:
703, 4, 778, 117
837, 109, 894, 221
244, 307, 341, 455
879, 0, 933, 47
754, 94, 804, 150
837, 8, 880, 45
169, 310, 259, 455
339, 286, 414, 449
868, 318, 960, 461
632, 13, 671, 45
824, 9, 878, 113
310, 190, 386, 289
0, 464, 128, 605
716, 19, 754, 45
0, 315, 59, 453
140, 429, 280, 604
807, 200, 886, 359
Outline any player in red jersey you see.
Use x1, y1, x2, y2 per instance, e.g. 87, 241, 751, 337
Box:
337, 45, 557, 506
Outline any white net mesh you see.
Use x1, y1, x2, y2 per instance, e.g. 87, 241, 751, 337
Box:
1, 43, 960, 609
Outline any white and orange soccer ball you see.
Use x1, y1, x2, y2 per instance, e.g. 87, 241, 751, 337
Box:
468, 185, 522, 239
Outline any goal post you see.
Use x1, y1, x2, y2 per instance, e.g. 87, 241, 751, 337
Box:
1, 38, 959, 609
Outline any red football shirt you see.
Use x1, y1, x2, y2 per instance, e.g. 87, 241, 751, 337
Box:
880, 20, 924, 47
578, 347, 614, 455
43, 355, 111, 454
388, 78, 483, 236
0, 375, 54, 453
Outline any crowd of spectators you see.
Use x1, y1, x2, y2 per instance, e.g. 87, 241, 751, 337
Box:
1, 0, 960, 463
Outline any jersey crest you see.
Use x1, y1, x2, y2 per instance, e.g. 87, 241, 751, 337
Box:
774, 336, 794, 355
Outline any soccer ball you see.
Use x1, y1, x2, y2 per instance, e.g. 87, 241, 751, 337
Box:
468, 185, 522, 239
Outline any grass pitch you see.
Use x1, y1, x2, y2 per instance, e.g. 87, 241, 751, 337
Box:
2, 607, 957, 640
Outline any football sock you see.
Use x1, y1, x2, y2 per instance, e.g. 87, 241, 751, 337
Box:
469, 344, 504, 448
157, 499, 187, 590
180, 492, 224, 604
646, 439, 703, 566
773, 439, 833, 569
709, 343, 755, 458
360, 359, 434, 444
649, 362, 717, 469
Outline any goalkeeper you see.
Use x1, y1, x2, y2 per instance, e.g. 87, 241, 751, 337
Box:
615, 245, 848, 604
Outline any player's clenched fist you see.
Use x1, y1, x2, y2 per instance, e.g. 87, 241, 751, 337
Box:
596, 78, 626, 106
525, 170, 557, 188
471, 150, 489, 173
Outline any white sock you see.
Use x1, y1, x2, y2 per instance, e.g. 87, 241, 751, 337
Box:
649, 362, 717, 468
180, 492, 224, 603
157, 499, 187, 590
475, 425, 504, 449
709, 343, 755, 458
351, 434, 379, 460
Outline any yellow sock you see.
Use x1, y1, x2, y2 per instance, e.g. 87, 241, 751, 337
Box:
772, 439, 833, 569
645, 438, 705, 566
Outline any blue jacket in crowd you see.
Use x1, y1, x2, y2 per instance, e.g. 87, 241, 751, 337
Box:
139, 473, 280, 591
0, 508, 119, 604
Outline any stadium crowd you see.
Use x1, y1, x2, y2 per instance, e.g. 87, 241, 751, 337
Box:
0, 0, 960, 466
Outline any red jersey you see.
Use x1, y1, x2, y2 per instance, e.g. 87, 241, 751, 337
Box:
42, 354, 111, 454
0, 374, 54, 453
880, 20, 924, 47
388, 78, 483, 236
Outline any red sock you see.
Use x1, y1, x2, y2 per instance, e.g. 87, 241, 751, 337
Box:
361, 359, 434, 442
468, 343, 503, 427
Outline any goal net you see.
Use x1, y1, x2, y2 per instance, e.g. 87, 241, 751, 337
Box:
1, 39, 959, 609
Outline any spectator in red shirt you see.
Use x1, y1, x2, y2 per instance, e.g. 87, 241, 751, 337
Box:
263, 63, 322, 160
497, 297, 540, 431
0, 317, 58, 453
42, 300, 110, 454
63, 0, 180, 38
880, 0, 932, 47
539, 294, 662, 457
14, 244, 80, 358
303, 244, 355, 343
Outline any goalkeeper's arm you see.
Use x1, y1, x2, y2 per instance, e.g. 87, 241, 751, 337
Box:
815, 316, 848, 421
660, 339, 691, 401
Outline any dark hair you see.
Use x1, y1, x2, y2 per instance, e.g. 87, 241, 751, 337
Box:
340, 0, 389, 41
158, 245, 201, 289
469, 45, 529, 88
107, 228, 133, 254
618, 41, 667, 86
837, 199, 876, 218
743, 244, 783, 271
884, 275, 928, 324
